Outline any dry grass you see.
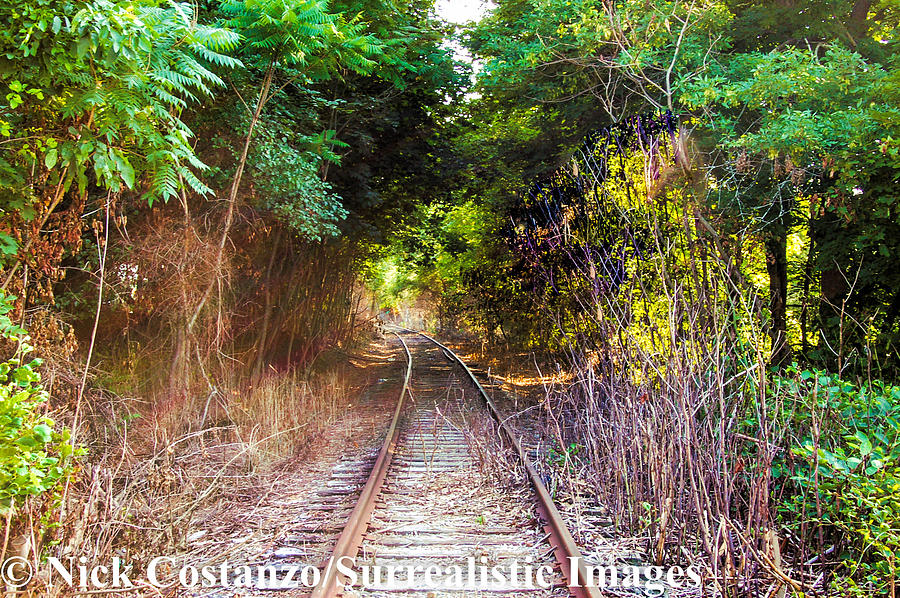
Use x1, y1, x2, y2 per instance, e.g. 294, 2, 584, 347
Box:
509, 266, 802, 597
226, 368, 345, 467
463, 404, 525, 489
30, 353, 363, 597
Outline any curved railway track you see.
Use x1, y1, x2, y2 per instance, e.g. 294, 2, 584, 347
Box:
292, 329, 603, 598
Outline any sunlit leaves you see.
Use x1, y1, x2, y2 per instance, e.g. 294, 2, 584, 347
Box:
248, 121, 349, 239
0, 292, 76, 515
470, 0, 733, 115
681, 45, 889, 161
0, 0, 240, 207
221, 0, 382, 79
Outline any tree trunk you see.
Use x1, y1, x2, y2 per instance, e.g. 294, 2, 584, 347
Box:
187, 61, 276, 337
251, 227, 283, 382
169, 188, 195, 394
765, 232, 791, 367
800, 204, 816, 355
848, 0, 873, 40
169, 327, 187, 392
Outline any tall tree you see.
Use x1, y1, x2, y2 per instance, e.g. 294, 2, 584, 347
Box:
185, 0, 385, 338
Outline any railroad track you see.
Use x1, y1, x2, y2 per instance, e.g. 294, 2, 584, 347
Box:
253, 330, 603, 597
282, 329, 601, 598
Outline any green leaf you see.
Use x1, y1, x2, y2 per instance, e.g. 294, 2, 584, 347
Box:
76, 36, 91, 58
33, 424, 52, 443
112, 152, 134, 189
15, 436, 37, 448
44, 148, 57, 170
856, 431, 873, 457
0, 233, 17, 257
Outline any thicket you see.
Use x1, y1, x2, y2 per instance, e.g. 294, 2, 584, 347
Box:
0, 291, 75, 548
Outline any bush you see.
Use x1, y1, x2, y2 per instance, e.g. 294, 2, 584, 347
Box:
776, 369, 900, 595
0, 292, 75, 524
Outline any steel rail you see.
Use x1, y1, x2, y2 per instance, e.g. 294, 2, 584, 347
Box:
310, 331, 412, 598
407, 328, 603, 598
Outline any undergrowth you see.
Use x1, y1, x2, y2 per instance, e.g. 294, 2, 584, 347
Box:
23, 346, 362, 594
774, 370, 900, 596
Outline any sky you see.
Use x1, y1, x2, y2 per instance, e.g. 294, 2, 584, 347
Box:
435, 0, 493, 25
435, 0, 493, 69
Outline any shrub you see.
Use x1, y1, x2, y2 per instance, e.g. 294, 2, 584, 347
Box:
0, 292, 75, 526
776, 369, 900, 595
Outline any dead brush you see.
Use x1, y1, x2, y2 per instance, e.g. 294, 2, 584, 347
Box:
508, 152, 802, 594
225, 368, 345, 467
532, 248, 796, 596
42, 363, 353, 596
459, 398, 525, 489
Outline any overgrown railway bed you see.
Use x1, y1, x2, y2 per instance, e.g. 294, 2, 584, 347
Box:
254, 330, 604, 598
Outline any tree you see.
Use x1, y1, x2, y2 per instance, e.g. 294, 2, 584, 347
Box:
466, 0, 900, 369
683, 42, 900, 368
0, 0, 239, 298
184, 0, 386, 341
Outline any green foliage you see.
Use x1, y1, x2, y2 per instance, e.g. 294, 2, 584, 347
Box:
547, 442, 580, 472
683, 39, 900, 367
220, 0, 382, 77
0, 0, 240, 206
301, 0, 465, 241
449, 0, 900, 371
0, 292, 75, 514
470, 0, 732, 118
775, 370, 900, 595
681, 45, 898, 165
726, 0, 900, 59
249, 124, 348, 239
210, 0, 446, 242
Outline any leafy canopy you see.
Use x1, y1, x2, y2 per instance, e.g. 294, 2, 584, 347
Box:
0, 0, 240, 209
220, 0, 383, 77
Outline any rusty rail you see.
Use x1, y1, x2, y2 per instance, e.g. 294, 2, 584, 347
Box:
409, 329, 603, 598
310, 331, 412, 598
